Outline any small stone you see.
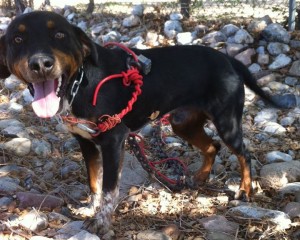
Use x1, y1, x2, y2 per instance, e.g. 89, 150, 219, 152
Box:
170, 12, 183, 21
132, 5, 144, 17
19, 210, 48, 232
262, 23, 290, 43
226, 43, 246, 57
221, 24, 239, 37
164, 20, 182, 39
235, 48, 256, 66
280, 116, 295, 126
263, 122, 286, 134
248, 63, 261, 74
176, 32, 193, 45
283, 202, 300, 218
268, 54, 292, 70
136, 230, 171, 240
68, 230, 100, 240
260, 161, 300, 188
284, 76, 298, 86
3, 138, 31, 156
123, 15, 140, 28
4, 75, 22, 90
31, 139, 51, 157
267, 42, 290, 56
247, 15, 272, 33
265, 151, 293, 163
234, 29, 254, 44
202, 31, 227, 44
228, 206, 291, 230
289, 60, 300, 76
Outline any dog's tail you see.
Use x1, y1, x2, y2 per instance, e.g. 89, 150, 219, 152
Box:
230, 57, 295, 109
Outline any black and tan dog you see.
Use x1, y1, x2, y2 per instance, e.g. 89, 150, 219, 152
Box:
0, 11, 283, 234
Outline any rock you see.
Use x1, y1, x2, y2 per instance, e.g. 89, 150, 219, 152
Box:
247, 15, 272, 33
265, 151, 293, 163
57, 221, 84, 238
161, 224, 181, 240
199, 215, 239, 236
266, 81, 289, 91
228, 206, 291, 230
234, 29, 254, 44
0, 196, 14, 211
226, 43, 246, 57
16, 192, 64, 210
170, 12, 183, 21
290, 40, 300, 49
0, 176, 23, 194
22, 88, 33, 104
289, 60, 300, 76
279, 182, 300, 195
8, 102, 23, 113
4, 75, 22, 90
202, 31, 227, 44
101, 31, 121, 44
248, 63, 261, 74
267, 42, 290, 56
262, 122, 286, 134
1, 125, 29, 138
284, 76, 298, 86
146, 32, 159, 46
120, 153, 148, 198
254, 109, 278, 127
261, 23, 290, 43
268, 54, 292, 70
136, 230, 171, 240
271, 93, 300, 108
235, 48, 255, 66
280, 116, 295, 126
283, 202, 300, 218
0, 119, 24, 130
123, 15, 140, 28
31, 139, 51, 157
19, 210, 48, 232
221, 24, 239, 37
30, 236, 53, 240
60, 160, 80, 179
68, 230, 100, 240
260, 161, 300, 188
256, 73, 277, 86
176, 32, 193, 45
164, 20, 182, 39
3, 138, 31, 156
132, 5, 144, 17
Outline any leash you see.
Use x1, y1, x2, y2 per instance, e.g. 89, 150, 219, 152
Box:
127, 117, 189, 191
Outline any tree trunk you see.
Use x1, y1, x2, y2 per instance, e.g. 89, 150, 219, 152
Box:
87, 0, 94, 14
180, 0, 191, 19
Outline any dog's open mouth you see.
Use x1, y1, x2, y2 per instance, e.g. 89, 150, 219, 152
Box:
31, 76, 66, 118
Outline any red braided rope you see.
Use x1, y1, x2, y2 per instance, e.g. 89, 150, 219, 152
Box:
92, 67, 143, 132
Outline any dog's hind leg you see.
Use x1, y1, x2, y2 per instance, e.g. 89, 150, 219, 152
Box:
212, 107, 252, 201
169, 108, 221, 184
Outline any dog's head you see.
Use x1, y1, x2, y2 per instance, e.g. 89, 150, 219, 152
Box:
0, 11, 97, 118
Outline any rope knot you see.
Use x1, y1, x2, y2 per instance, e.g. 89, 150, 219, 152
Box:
97, 114, 121, 132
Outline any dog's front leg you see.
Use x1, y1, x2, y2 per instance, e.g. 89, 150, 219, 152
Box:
82, 125, 129, 234
71, 135, 104, 217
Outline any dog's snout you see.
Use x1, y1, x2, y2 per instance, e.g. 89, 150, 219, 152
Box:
28, 54, 54, 74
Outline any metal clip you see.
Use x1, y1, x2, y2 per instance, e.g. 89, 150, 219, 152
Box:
77, 123, 97, 134
137, 54, 151, 75
69, 66, 84, 106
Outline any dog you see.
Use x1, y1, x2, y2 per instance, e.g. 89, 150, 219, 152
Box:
0, 11, 283, 234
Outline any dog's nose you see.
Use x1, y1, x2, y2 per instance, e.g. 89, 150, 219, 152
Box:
28, 54, 54, 74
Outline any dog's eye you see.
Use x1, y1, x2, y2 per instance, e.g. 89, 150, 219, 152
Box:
55, 32, 65, 39
14, 36, 23, 44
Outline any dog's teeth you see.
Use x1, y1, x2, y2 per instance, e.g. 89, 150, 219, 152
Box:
56, 77, 62, 96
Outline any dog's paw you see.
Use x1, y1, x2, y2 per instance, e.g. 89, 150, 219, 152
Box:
82, 211, 111, 235
68, 193, 102, 218
234, 189, 250, 202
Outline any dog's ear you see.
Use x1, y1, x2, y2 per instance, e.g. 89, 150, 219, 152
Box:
73, 26, 98, 65
0, 35, 11, 79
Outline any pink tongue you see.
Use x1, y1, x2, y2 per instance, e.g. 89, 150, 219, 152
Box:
32, 80, 60, 118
